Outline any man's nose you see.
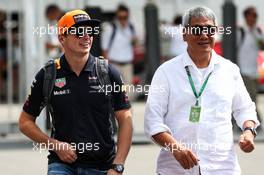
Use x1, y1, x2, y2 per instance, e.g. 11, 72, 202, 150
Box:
199, 33, 209, 39
81, 33, 92, 40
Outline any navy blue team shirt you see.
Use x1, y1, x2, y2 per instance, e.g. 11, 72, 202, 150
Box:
23, 54, 131, 170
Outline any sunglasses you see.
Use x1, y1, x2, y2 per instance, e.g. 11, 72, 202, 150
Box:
188, 25, 217, 36
249, 13, 258, 18
67, 26, 97, 38
118, 16, 128, 20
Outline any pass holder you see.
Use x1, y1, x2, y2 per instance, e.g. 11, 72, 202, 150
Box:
189, 99, 201, 123
185, 66, 212, 123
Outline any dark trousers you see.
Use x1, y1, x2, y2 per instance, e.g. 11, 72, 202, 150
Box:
48, 163, 107, 175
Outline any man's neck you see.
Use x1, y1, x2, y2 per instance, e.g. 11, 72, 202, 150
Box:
117, 20, 128, 28
64, 51, 89, 76
188, 49, 211, 68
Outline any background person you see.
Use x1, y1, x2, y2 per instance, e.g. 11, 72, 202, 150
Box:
101, 4, 137, 98
237, 6, 264, 128
169, 15, 187, 57
45, 4, 63, 59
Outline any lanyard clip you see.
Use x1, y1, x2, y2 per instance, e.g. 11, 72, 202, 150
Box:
195, 99, 199, 106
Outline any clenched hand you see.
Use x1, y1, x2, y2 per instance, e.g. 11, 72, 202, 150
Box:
53, 141, 77, 163
239, 131, 255, 153
171, 144, 199, 169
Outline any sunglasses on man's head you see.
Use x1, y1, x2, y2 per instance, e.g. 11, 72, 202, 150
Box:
188, 25, 217, 36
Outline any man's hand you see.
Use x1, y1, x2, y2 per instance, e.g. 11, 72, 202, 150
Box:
239, 130, 255, 153
171, 144, 198, 169
107, 169, 121, 175
152, 132, 198, 170
53, 141, 77, 163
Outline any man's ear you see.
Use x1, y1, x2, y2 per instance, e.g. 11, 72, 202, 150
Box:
182, 27, 187, 41
183, 34, 187, 41
58, 35, 65, 44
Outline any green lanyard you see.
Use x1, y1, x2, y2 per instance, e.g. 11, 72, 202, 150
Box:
185, 66, 212, 106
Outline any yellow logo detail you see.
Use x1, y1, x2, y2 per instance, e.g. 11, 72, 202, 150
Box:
54, 58, 61, 69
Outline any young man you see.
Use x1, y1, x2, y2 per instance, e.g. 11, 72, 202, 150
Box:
144, 6, 260, 175
19, 9, 132, 175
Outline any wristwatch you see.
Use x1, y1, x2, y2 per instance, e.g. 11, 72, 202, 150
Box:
110, 164, 124, 173
243, 126, 257, 138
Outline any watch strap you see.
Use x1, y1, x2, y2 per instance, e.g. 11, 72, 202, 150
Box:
243, 127, 257, 137
110, 164, 124, 173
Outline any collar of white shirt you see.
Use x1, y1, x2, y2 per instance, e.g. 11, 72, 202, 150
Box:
182, 50, 221, 76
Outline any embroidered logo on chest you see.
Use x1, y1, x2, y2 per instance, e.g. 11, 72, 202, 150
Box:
54, 89, 71, 96
55, 78, 66, 88
88, 76, 97, 80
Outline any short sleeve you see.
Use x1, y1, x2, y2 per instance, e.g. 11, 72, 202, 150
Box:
23, 69, 45, 117
256, 27, 264, 40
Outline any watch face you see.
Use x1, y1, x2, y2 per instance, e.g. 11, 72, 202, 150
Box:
115, 164, 124, 173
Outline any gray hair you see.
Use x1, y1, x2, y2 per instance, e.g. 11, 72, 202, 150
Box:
182, 6, 217, 26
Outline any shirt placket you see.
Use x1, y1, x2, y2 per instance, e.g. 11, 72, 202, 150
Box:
197, 65, 215, 175
191, 66, 208, 174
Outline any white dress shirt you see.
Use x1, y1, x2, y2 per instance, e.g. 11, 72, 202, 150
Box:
101, 21, 134, 63
144, 50, 260, 175
237, 26, 264, 78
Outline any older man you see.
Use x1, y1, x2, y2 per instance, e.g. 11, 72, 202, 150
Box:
144, 6, 260, 175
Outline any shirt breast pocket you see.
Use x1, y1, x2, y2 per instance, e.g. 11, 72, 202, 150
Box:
207, 88, 233, 125
206, 75, 234, 105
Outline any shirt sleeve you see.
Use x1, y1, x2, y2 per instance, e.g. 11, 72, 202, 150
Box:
232, 65, 260, 129
261, 30, 264, 41
23, 68, 45, 117
144, 66, 172, 139
255, 27, 264, 41
108, 64, 131, 111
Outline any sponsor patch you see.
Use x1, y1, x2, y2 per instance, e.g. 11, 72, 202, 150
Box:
54, 89, 71, 96
55, 78, 66, 88
73, 14, 89, 23
88, 76, 97, 80
90, 85, 101, 90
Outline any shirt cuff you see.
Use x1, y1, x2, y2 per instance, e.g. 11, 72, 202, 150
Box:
114, 103, 131, 111
234, 112, 260, 130
145, 124, 172, 140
